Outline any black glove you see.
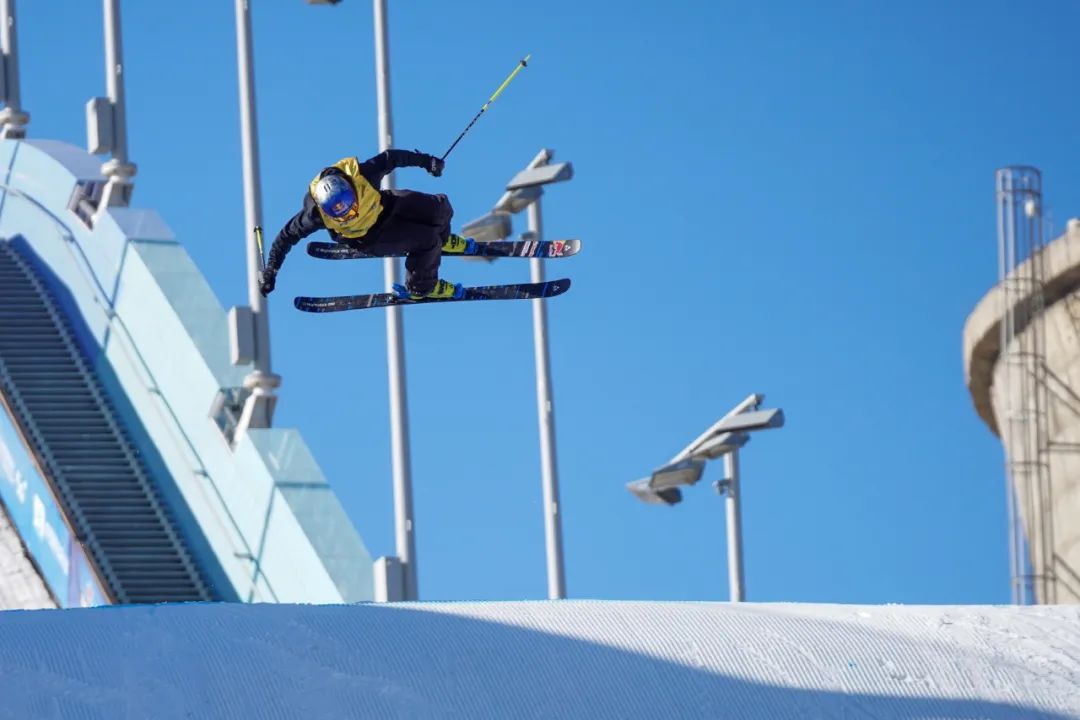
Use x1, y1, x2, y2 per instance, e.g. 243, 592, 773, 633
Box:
417, 149, 444, 177
258, 267, 277, 297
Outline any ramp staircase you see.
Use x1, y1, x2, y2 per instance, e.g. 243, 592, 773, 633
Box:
0, 239, 214, 603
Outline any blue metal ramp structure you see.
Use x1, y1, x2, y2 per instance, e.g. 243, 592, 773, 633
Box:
0, 240, 211, 603
0, 139, 373, 607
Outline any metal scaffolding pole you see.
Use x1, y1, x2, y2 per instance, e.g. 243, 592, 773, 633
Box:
996, 166, 1055, 604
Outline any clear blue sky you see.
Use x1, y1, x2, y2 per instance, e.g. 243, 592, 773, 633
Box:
19, 0, 1080, 604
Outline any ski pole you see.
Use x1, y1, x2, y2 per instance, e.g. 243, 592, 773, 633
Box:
254, 225, 265, 273
441, 54, 531, 161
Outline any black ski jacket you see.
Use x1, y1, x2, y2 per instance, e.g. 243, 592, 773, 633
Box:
266, 149, 432, 272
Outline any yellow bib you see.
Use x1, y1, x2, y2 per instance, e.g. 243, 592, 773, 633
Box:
309, 157, 383, 239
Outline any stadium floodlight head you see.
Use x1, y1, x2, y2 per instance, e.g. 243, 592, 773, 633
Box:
494, 185, 543, 215
649, 457, 706, 491
461, 211, 512, 242
669, 395, 784, 464
689, 431, 750, 461
711, 408, 784, 435
626, 478, 683, 506
629, 393, 785, 506
624, 457, 703, 507
490, 149, 573, 216
506, 162, 574, 191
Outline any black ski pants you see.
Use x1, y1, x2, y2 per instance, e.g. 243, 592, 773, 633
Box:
356, 189, 453, 294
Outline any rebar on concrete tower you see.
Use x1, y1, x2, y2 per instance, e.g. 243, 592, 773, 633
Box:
996, 166, 1056, 604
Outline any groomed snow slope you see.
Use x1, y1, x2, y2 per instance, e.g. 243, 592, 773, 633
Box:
0, 601, 1078, 719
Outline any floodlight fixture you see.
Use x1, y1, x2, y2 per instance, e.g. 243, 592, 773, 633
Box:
689, 431, 750, 461
649, 457, 706, 491
461, 211, 512, 242
494, 185, 542, 215
669, 394, 771, 464
627, 478, 683, 506
506, 162, 574, 191
490, 149, 565, 216
711, 408, 785, 435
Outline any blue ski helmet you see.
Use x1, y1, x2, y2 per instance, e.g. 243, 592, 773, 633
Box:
313, 174, 357, 219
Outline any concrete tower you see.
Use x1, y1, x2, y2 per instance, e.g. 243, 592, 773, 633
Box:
964, 166, 1080, 604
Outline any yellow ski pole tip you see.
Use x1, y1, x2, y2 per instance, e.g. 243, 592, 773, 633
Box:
521, 54, 531, 66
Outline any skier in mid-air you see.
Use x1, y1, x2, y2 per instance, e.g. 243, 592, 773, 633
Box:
258, 148, 474, 300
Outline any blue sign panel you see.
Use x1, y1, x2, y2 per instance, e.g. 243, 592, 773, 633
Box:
0, 402, 109, 607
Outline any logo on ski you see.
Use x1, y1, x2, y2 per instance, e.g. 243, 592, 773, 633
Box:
306, 238, 581, 261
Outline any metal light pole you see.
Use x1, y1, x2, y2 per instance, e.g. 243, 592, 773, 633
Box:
0, 0, 29, 138
97, 0, 136, 208
627, 394, 784, 602
482, 150, 573, 599
526, 197, 566, 599
233, 0, 280, 431
374, 0, 418, 602
721, 451, 744, 602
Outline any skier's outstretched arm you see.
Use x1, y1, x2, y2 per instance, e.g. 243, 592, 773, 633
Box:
259, 197, 324, 296
360, 148, 445, 186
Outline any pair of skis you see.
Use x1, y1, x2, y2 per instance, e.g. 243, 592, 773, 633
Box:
267, 55, 569, 314
292, 239, 579, 313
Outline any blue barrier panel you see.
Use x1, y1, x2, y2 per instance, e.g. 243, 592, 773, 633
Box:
0, 401, 108, 608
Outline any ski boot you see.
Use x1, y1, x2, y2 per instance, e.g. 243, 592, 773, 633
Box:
393, 278, 465, 301
441, 234, 477, 255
